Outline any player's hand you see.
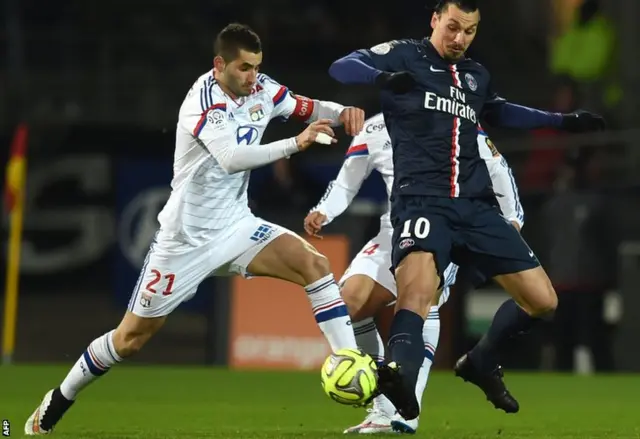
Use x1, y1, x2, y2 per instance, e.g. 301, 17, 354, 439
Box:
510, 221, 521, 233
339, 107, 365, 136
375, 71, 416, 94
304, 211, 327, 238
560, 110, 606, 133
296, 119, 337, 151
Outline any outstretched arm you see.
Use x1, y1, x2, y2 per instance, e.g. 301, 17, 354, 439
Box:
329, 51, 384, 85
260, 73, 363, 135
329, 41, 416, 94
482, 100, 563, 130
482, 85, 605, 132
311, 144, 373, 224
189, 105, 299, 174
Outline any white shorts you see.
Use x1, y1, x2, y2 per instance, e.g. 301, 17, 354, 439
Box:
339, 227, 459, 309
127, 215, 292, 318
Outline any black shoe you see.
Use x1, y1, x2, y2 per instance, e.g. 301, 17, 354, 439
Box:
454, 353, 520, 413
376, 362, 420, 420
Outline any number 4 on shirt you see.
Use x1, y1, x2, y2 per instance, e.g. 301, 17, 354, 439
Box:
362, 243, 380, 256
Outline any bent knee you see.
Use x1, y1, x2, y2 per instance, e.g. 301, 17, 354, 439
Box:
340, 276, 379, 321
113, 325, 154, 358
341, 283, 367, 314
528, 284, 558, 319
297, 250, 331, 284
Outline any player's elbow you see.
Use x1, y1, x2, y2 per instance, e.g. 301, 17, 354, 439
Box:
329, 52, 366, 83
328, 58, 347, 83
220, 162, 243, 174
215, 154, 244, 175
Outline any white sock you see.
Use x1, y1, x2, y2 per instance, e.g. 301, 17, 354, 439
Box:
415, 307, 440, 410
353, 317, 396, 416
59, 330, 122, 400
306, 274, 357, 352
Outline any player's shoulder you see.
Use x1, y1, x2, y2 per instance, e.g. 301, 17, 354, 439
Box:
256, 72, 285, 90
181, 70, 227, 116
256, 72, 289, 101
347, 113, 389, 158
476, 127, 501, 159
367, 38, 421, 57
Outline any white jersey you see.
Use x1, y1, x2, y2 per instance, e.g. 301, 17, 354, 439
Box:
312, 113, 524, 229
157, 70, 345, 247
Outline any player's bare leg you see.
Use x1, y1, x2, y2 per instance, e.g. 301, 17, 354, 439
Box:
246, 233, 357, 351
342, 275, 395, 323
25, 313, 166, 435
455, 266, 557, 413
377, 251, 439, 421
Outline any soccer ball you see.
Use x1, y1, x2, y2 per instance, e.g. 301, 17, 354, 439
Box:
320, 348, 377, 405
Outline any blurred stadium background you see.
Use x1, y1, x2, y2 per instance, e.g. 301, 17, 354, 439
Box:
2, 0, 640, 387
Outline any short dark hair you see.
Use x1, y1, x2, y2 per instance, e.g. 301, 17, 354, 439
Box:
214, 23, 262, 61
434, 0, 479, 14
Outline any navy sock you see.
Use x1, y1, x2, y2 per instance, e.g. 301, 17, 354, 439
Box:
470, 299, 544, 371
388, 309, 425, 391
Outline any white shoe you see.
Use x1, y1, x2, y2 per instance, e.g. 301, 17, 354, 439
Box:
390, 413, 419, 434
25, 389, 54, 435
25, 388, 74, 435
343, 408, 393, 434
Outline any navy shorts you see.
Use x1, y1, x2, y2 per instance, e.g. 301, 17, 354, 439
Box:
390, 195, 539, 281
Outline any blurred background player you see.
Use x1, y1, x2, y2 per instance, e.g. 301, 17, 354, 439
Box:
304, 113, 525, 434
329, 0, 605, 419
24, 23, 366, 435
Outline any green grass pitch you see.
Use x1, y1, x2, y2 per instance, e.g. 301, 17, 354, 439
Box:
1, 365, 639, 438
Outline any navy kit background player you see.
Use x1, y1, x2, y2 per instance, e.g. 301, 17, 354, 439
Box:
329, 0, 606, 420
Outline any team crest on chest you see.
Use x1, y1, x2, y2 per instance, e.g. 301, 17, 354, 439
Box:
465, 73, 477, 91
249, 104, 265, 122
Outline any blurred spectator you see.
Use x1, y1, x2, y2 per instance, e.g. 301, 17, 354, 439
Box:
549, 0, 621, 119
522, 76, 577, 191
540, 148, 616, 372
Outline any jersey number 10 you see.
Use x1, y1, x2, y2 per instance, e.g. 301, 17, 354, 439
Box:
399, 218, 431, 239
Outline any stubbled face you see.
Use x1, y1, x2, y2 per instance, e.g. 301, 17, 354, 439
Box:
430, 5, 480, 62
214, 49, 262, 97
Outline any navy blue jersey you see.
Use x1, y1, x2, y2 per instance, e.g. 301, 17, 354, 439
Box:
360, 39, 505, 198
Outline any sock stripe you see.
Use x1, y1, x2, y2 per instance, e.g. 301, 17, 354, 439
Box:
103, 336, 121, 364
305, 278, 335, 295
312, 298, 343, 314
315, 304, 349, 323
424, 347, 435, 361
87, 346, 108, 370
83, 350, 109, 376
353, 322, 377, 336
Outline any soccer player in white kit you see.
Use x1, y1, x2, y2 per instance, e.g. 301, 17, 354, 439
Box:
25, 23, 367, 435
304, 113, 525, 434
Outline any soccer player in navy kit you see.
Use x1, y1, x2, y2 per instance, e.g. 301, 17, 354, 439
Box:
329, 0, 605, 421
